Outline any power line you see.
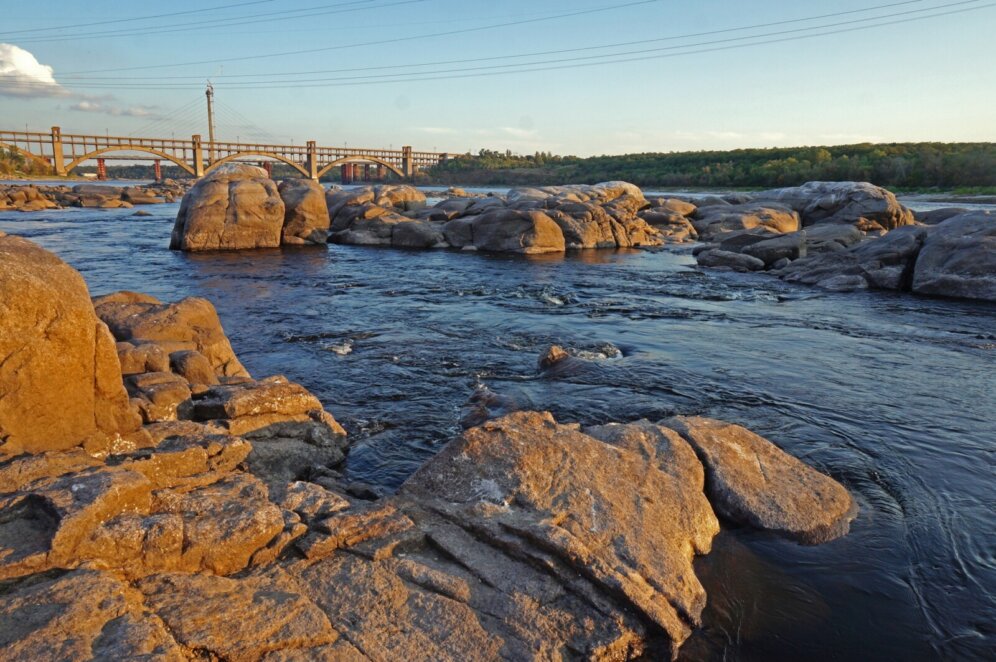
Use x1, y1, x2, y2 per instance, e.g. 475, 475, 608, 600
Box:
11, 0, 426, 44
0, 0, 277, 38
41, 0, 930, 82
60, 0, 664, 74
5, 0, 986, 92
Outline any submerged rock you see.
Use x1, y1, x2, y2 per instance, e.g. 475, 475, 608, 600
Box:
170, 164, 284, 251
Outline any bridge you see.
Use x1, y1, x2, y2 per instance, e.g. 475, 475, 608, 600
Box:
0, 127, 449, 181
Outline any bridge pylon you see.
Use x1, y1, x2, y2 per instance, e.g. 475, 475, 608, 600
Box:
50, 127, 66, 176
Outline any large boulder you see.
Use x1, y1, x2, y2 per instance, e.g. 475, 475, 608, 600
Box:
170, 164, 285, 251
0, 235, 141, 456
93, 292, 249, 379
278, 178, 329, 245
470, 209, 566, 254
755, 181, 914, 231
911, 212, 996, 301
664, 416, 856, 544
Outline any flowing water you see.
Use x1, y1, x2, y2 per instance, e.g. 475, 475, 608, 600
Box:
1, 200, 993, 660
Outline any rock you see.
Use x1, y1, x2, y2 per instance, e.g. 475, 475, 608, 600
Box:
401, 411, 720, 654
127, 371, 192, 423
696, 249, 765, 272
756, 181, 914, 230
647, 197, 697, 217
779, 225, 928, 291
0, 570, 185, 661
692, 203, 800, 239
742, 232, 807, 267
169, 349, 220, 386
170, 164, 285, 251
913, 206, 971, 225
911, 212, 996, 301
538, 344, 570, 369
278, 178, 329, 245
93, 293, 249, 379
664, 416, 857, 544
803, 223, 863, 253
139, 567, 337, 661
470, 209, 566, 254
391, 219, 447, 249
712, 227, 781, 253
817, 274, 870, 291
0, 466, 152, 578
116, 341, 170, 375
0, 235, 141, 456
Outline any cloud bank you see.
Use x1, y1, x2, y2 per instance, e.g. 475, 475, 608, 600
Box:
0, 43, 66, 97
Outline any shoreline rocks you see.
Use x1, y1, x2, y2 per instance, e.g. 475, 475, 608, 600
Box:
0, 232, 862, 660
0, 179, 190, 212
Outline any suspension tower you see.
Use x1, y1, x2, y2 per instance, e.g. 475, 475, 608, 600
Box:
205, 82, 216, 161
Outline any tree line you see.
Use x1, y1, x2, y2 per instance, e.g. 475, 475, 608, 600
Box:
424, 143, 996, 191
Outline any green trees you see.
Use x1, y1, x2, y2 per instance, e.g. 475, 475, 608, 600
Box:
426, 142, 996, 190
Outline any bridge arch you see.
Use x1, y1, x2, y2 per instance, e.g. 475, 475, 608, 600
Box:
63, 145, 196, 177
206, 151, 309, 177
315, 156, 405, 180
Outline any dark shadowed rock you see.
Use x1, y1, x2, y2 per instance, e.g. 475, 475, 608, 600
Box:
696, 249, 766, 272
170, 164, 285, 251
913, 206, 971, 225
664, 416, 857, 544
911, 212, 996, 301
742, 232, 807, 267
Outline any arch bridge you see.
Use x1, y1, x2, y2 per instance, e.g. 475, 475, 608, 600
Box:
0, 127, 448, 181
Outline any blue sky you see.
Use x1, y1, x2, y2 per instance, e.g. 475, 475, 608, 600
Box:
0, 0, 993, 155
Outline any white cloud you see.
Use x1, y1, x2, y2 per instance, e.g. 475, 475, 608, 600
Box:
69, 100, 163, 119
0, 43, 67, 97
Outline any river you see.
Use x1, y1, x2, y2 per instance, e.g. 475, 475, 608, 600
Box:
1, 198, 993, 660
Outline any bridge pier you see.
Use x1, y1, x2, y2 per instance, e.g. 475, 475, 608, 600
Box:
402, 146, 414, 181
96, 159, 107, 181
192, 135, 205, 178
50, 126, 66, 176
154, 159, 162, 182
377, 164, 386, 181
306, 141, 319, 180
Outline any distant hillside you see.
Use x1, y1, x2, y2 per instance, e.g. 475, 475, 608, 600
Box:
424, 143, 996, 191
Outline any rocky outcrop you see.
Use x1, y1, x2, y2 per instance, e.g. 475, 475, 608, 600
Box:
0, 235, 141, 456
911, 212, 996, 301
330, 181, 663, 253
755, 181, 914, 231
170, 164, 285, 251
0, 231, 863, 660
0, 180, 190, 212
278, 178, 330, 245
692, 203, 800, 240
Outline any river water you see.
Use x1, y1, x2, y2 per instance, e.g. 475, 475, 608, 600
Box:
1, 199, 993, 660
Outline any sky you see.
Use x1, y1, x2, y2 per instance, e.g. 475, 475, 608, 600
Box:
0, 0, 993, 156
